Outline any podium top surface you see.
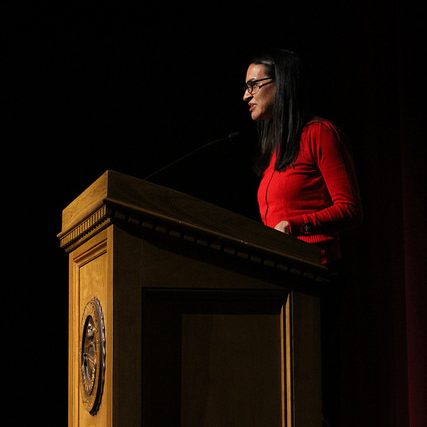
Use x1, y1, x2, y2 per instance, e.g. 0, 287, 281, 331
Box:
59, 170, 326, 272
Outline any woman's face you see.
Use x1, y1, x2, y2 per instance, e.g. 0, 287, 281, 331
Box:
243, 63, 276, 121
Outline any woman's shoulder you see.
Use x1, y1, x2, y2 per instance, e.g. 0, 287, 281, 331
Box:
300, 116, 346, 157
304, 116, 340, 133
302, 116, 344, 142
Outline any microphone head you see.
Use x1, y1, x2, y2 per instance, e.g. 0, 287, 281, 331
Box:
227, 131, 240, 140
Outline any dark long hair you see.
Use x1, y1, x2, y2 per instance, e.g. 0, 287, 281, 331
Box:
250, 48, 309, 175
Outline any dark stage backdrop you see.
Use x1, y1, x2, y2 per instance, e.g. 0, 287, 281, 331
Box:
3, 1, 425, 426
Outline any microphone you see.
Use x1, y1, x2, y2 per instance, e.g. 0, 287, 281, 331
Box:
144, 131, 240, 180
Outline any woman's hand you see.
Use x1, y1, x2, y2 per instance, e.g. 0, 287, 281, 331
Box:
274, 220, 291, 235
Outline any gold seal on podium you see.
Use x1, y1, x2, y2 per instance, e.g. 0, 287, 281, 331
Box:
80, 297, 106, 415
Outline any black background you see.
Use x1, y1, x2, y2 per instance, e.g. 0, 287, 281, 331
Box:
3, 1, 426, 426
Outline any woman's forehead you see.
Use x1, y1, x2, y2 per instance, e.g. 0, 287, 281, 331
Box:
246, 63, 269, 79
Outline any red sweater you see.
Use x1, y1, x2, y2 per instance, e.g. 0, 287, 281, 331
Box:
257, 118, 362, 265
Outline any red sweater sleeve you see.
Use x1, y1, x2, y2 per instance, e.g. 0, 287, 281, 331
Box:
286, 120, 362, 234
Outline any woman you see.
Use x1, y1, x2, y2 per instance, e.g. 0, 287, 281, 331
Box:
243, 48, 362, 268
243, 48, 362, 427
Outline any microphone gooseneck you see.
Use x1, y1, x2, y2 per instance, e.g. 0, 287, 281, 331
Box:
144, 131, 240, 180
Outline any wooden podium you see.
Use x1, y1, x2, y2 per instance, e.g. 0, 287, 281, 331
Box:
57, 170, 329, 427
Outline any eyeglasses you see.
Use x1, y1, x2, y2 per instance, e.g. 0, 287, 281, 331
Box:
243, 77, 274, 95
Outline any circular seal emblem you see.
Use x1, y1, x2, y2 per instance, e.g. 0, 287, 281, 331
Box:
80, 297, 106, 415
